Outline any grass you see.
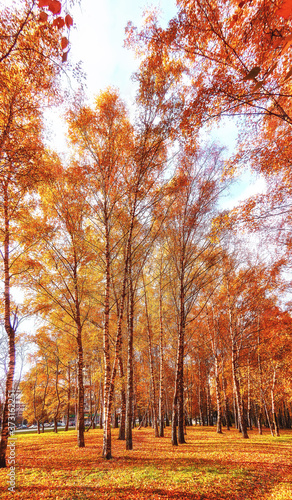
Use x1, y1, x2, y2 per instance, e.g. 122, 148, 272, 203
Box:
0, 426, 291, 499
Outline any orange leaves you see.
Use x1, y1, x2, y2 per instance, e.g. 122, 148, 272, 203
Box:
276, 0, 292, 19
38, 0, 51, 6
38, 0, 61, 14
65, 14, 73, 28
48, 0, 61, 15
3, 427, 292, 499
52, 16, 65, 29
37, 0, 73, 61
61, 37, 69, 50
39, 12, 48, 22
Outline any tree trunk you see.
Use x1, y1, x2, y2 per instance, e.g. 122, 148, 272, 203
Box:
65, 364, 71, 432
171, 388, 178, 446
118, 356, 126, 440
76, 324, 85, 447
72, 250, 85, 448
99, 377, 103, 429
206, 377, 212, 426
198, 360, 204, 426
177, 275, 186, 444
214, 357, 222, 434
158, 277, 164, 437
222, 373, 231, 430
143, 274, 159, 438
125, 267, 134, 450
257, 324, 263, 435
271, 366, 280, 437
0, 191, 15, 468
263, 395, 274, 436
247, 356, 252, 430
102, 223, 112, 458
231, 341, 249, 439
53, 358, 61, 434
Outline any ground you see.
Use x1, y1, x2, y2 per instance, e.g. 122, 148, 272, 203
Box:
0, 426, 291, 499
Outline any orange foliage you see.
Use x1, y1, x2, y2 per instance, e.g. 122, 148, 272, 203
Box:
0, 427, 291, 498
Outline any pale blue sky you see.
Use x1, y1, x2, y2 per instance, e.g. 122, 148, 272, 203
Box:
69, 0, 178, 102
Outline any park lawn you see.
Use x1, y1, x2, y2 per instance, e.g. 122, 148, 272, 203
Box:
0, 426, 291, 499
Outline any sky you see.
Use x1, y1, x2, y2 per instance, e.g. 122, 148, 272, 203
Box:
68, 0, 177, 101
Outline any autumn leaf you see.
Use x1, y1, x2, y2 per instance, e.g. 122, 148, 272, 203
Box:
243, 66, 261, 80
276, 0, 292, 19
52, 16, 65, 29
39, 11, 48, 22
38, 0, 51, 6
61, 37, 69, 49
65, 14, 73, 28
62, 51, 68, 63
48, 0, 62, 15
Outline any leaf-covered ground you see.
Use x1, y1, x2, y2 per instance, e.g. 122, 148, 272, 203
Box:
0, 426, 291, 499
